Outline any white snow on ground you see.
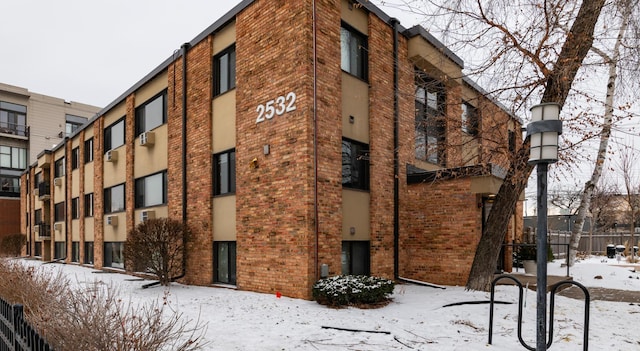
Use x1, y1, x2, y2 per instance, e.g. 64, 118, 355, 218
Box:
20, 256, 640, 350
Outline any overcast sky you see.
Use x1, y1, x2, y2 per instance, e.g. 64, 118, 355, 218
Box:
0, 0, 418, 108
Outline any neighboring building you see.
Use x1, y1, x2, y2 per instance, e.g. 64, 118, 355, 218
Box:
21, 0, 522, 299
0, 83, 99, 240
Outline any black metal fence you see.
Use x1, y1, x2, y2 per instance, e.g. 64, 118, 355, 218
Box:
0, 297, 53, 351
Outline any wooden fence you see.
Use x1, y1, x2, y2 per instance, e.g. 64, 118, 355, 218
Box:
0, 297, 53, 351
548, 231, 639, 257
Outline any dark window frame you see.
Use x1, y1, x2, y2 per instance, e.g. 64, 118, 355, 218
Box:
341, 241, 370, 275
71, 242, 80, 263
341, 138, 370, 191
415, 73, 446, 165
0, 145, 27, 170
71, 147, 80, 169
0, 101, 27, 136
71, 197, 80, 220
213, 149, 236, 196
214, 241, 237, 285
135, 90, 167, 136
84, 193, 94, 217
104, 117, 125, 152
104, 184, 125, 214
340, 22, 368, 81
54, 157, 65, 178
84, 138, 94, 163
213, 45, 236, 96
54, 202, 65, 222
461, 101, 479, 136
84, 242, 94, 264
104, 242, 124, 269
135, 171, 168, 208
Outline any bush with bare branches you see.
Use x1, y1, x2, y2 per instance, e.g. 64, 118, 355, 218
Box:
125, 218, 190, 286
0, 233, 26, 257
0, 259, 208, 350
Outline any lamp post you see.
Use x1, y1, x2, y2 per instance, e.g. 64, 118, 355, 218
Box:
527, 102, 562, 351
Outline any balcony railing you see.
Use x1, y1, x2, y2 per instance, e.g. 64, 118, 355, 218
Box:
36, 223, 51, 239
0, 122, 27, 137
37, 182, 50, 200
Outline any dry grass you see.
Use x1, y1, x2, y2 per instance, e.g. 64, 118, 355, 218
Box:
0, 259, 208, 351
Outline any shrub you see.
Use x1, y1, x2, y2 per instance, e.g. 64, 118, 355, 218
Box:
312, 275, 394, 307
0, 233, 26, 257
125, 218, 190, 286
0, 259, 208, 351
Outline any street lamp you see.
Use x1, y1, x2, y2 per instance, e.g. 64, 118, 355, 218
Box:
527, 102, 562, 351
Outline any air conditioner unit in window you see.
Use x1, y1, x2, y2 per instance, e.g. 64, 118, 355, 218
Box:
33, 225, 40, 234
54, 177, 63, 187
106, 150, 118, 162
106, 215, 118, 226
139, 131, 155, 146
140, 210, 156, 222
54, 223, 63, 231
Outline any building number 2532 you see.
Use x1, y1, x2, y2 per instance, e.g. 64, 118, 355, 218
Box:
256, 92, 297, 124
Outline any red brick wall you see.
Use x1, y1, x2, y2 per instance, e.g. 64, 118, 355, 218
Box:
234, 0, 322, 299
367, 14, 397, 279
0, 198, 21, 237
93, 117, 105, 268
402, 178, 482, 285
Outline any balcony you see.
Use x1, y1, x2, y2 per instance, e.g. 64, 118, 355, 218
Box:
0, 122, 28, 138
37, 182, 50, 201
36, 223, 51, 240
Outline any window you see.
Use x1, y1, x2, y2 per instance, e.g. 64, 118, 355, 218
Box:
34, 209, 42, 224
104, 118, 125, 151
0, 146, 26, 170
54, 242, 66, 260
214, 241, 236, 285
35, 242, 42, 257
84, 193, 94, 217
461, 102, 479, 136
135, 91, 167, 136
340, 23, 368, 80
214, 45, 236, 96
342, 138, 369, 190
0, 101, 27, 136
34, 173, 41, 189
135, 171, 167, 208
71, 197, 80, 219
0, 176, 19, 195
415, 74, 446, 165
104, 242, 124, 269
65, 114, 87, 137
341, 241, 370, 275
84, 138, 94, 163
214, 150, 236, 195
54, 157, 65, 177
509, 130, 516, 153
72, 242, 80, 263
104, 184, 125, 213
71, 147, 79, 169
54, 202, 65, 222
84, 242, 94, 264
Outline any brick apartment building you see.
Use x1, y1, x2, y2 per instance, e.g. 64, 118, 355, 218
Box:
21, 0, 522, 299
0, 83, 99, 240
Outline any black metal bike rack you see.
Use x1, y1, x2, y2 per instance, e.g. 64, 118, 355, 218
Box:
488, 274, 590, 350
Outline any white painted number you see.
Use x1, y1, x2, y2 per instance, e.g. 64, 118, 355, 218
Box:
256, 92, 297, 124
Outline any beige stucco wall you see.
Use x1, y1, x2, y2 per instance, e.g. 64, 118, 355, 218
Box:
134, 125, 168, 177
212, 92, 236, 152
134, 206, 168, 226
342, 74, 369, 143
213, 22, 236, 54
213, 196, 236, 241
341, 0, 368, 33
342, 189, 370, 240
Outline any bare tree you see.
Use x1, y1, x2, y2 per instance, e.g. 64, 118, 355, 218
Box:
125, 218, 190, 286
616, 144, 640, 260
567, 0, 640, 266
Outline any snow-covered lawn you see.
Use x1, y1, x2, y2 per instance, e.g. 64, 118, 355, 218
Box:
23, 257, 640, 350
